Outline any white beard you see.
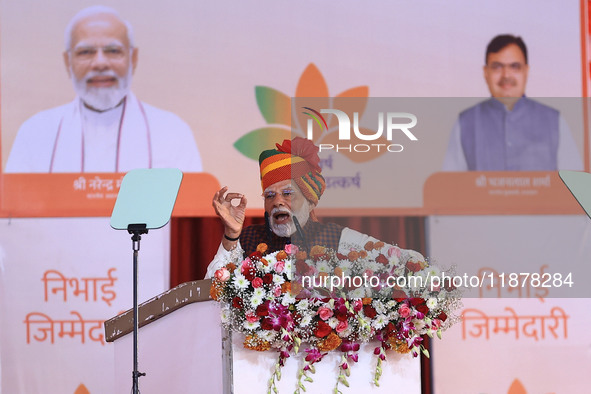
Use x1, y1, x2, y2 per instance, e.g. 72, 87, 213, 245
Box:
269, 200, 310, 238
71, 66, 132, 111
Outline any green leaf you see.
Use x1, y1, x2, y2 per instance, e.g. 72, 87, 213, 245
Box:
233, 127, 292, 160
255, 86, 291, 126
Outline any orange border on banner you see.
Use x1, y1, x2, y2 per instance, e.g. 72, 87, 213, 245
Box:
0, 173, 220, 218
423, 172, 585, 215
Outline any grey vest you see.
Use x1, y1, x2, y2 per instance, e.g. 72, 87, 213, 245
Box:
459, 97, 559, 170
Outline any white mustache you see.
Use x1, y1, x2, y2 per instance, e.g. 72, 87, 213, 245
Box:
84, 70, 120, 83
271, 207, 292, 217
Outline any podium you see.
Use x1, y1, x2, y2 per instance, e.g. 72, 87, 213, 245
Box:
105, 280, 421, 393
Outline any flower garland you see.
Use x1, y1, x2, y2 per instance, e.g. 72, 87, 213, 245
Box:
211, 242, 461, 393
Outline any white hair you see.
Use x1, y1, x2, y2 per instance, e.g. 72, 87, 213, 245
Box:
64, 5, 135, 50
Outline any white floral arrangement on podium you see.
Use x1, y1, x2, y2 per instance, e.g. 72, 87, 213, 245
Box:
211, 241, 461, 393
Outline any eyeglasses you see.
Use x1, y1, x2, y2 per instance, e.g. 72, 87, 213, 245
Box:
262, 188, 296, 201
487, 62, 525, 73
69, 45, 130, 62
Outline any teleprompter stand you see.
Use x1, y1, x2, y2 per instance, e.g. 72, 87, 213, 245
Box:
559, 170, 591, 219
110, 168, 183, 394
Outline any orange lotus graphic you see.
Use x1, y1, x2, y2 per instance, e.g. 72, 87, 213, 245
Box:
234, 63, 388, 163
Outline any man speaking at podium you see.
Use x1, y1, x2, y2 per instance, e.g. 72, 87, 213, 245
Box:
5, 5, 202, 173
205, 137, 422, 278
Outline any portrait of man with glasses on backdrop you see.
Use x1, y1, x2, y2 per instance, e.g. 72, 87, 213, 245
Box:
5, 5, 202, 173
442, 34, 582, 172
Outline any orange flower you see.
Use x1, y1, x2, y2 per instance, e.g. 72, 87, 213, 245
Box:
291, 281, 303, 296
362, 297, 373, 305
364, 241, 374, 251
244, 335, 271, 352
317, 332, 342, 352
276, 250, 288, 261
387, 337, 411, 354
374, 241, 385, 250
209, 281, 223, 301
334, 267, 343, 277
310, 245, 326, 257
281, 282, 292, 294
256, 243, 268, 254
347, 251, 359, 261
226, 262, 237, 272
261, 258, 269, 266
359, 250, 368, 258
295, 251, 308, 260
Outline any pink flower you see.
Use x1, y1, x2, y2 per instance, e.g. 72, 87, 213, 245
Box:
432, 319, 442, 329
317, 307, 334, 321
398, 303, 411, 318
214, 268, 230, 282
335, 320, 348, 333
352, 299, 363, 312
274, 261, 285, 273
285, 244, 298, 255
273, 286, 282, 297
388, 246, 401, 258
245, 311, 259, 323
252, 277, 263, 288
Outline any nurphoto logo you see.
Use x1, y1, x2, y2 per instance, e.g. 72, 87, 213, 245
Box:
302, 106, 418, 153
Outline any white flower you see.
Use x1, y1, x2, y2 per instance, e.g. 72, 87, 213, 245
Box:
232, 273, 249, 290
296, 299, 310, 311
327, 317, 339, 329
299, 314, 313, 327
259, 330, 277, 342
412, 319, 426, 331
250, 294, 263, 308
272, 274, 285, 286
244, 321, 260, 330
348, 287, 367, 299
316, 261, 331, 274
281, 292, 296, 306
426, 298, 438, 309
338, 260, 353, 276
373, 300, 386, 315
389, 255, 400, 266
283, 259, 293, 272
372, 314, 388, 330
365, 261, 380, 273
392, 266, 405, 276
253, 287, 266, 298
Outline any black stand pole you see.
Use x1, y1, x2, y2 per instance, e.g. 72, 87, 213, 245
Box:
128, 224, 148, 394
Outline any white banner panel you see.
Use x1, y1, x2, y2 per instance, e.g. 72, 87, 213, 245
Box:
0, 218, 169, 393
428, 215, 591, 393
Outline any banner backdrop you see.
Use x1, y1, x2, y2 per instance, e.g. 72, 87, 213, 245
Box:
0, 0, 586, 215
428, 215, 591, 393
0, 218, 169, 393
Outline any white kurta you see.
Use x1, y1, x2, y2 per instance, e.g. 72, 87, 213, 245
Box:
5, 93, 202, 173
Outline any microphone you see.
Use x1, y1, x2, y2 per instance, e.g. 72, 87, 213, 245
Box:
264, 211, 272, 240
292, 216, 309, 253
